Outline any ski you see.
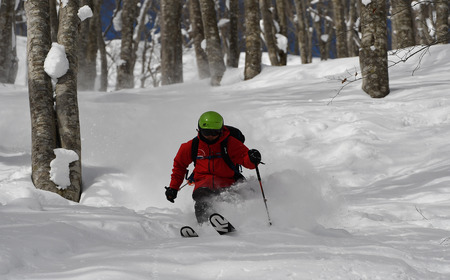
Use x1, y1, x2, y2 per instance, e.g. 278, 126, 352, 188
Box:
209, 213, 236, 235
180, 226, 199, 238
180, 213, 236, 237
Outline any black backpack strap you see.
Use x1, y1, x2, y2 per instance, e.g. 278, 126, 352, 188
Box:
221, 137, 245, 182
191, 136, 199, 165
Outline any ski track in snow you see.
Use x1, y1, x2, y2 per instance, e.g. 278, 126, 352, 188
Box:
1, 38, 450, 279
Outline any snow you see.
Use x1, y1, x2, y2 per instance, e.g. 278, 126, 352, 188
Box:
78, 5, 93, 22
1, 36, 450, 279
362, 0, 372, 6
49, 148, 79, 190
44, 42, 69, 80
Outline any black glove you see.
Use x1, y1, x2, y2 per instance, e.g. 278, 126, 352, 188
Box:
165, 187, 178, 203
248, 149, 261, 165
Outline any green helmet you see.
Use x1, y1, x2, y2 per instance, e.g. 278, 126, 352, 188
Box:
198, 111, 224, 130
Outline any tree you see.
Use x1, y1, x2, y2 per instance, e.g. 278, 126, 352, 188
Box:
25, 0, 82, 202
391, 0, 415, 49
189, 0, 210, 78
116, 0, 138, 89
346, 0, 359, 57
274, 0, 288, 65
294, 0, 312, 63
49, 0, 59, 42
160, 0, 183, 85
199, 0, 226, 86
260, 0, 280, 66
435, 0, 449, 44
332, 0, 348, 58
359, 0, 390, 98
244, 0, 261, 80
55, 0, 83, 201
0, 0, 18, 84
227, 0, 240, 68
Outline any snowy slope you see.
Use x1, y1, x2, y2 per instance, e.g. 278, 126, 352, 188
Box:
1, 38, 450, 279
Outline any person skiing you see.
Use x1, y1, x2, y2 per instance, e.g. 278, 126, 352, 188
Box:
165, 111, 262, 223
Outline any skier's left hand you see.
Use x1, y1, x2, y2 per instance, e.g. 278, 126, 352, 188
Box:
248, 149, 262, 165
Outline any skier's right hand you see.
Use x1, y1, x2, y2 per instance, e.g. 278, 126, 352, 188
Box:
165, 187, 178, 203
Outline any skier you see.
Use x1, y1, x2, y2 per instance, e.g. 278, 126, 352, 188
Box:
165, 111, 261, 224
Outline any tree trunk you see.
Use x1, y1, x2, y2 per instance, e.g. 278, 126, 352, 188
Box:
97, 0, 108, 91
275, 0, 288, 65
49, 0, 59, 42
199, 0, 226, 86
78, 0, 100, 91
347, 0, 359, 57
332, 0, 348, 57
55, 0, 82, 202
391, 0, 415, 49
227, 0, 240, 68
412, 1, 433, 45
0, 0, 18, 84
189, 0, 210, 78
260, 0, 280, 66
116, 0, 138, 89
244, 0, 261, 80
294, 0, 311, 64
435, 0, 449, 44
25, 0, 60, 196
160, 0, 183, 85
359, 0, 390, 98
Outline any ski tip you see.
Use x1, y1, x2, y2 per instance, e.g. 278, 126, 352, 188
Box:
180, 226, 199, 238
209, 213, 236, 235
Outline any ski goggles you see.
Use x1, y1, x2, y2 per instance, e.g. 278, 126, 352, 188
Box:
200, 129, 222, 137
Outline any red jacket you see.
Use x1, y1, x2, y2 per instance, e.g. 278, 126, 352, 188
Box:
169, 127, 256, 191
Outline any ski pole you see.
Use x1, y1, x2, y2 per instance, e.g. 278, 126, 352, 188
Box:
255, 165, 272, 226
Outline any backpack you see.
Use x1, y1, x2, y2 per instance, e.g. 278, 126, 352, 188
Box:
190, 125, 246, 182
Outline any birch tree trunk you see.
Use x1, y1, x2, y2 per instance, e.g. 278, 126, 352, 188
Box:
49, 0, 58, 42
359, 0, 390, 98
161, 0, 183, 85
244, 0, 261, 80
275, 0, 288, 65
189, 0, 210, 78
435, 0, 449, 44
0, 0, 18, 84
79, 0, 100, 91
347, 0, 359, 57
199, 0, 226, 86
391, 0, 415, 49
116, 0, 138, 89
332, 0, 348, 57
25, 0, 60, 197
260, 0, 280, 66
227, 0, 240, 68
294, 0, 311, 64
55, 0, 82, 202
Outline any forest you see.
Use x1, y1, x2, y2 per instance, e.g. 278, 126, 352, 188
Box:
0, 0, 448, 201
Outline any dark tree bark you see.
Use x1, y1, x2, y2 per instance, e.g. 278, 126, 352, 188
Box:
294, 0, 311, 63
275, 0, 288, 65
160, 0, 183, 85
332, 0, 348, 57
435, 0, 449, 44
199, 0, 226, 86
359, 0, 390, 98
189, 0, 210, 78
0, 0, 18, 84
25, 0, 82, 202
260, 0, 280, 66
244, 0, 261, 80
391, 0, 415, 49
227, 0, 240, 68
116, 0, 138, 89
